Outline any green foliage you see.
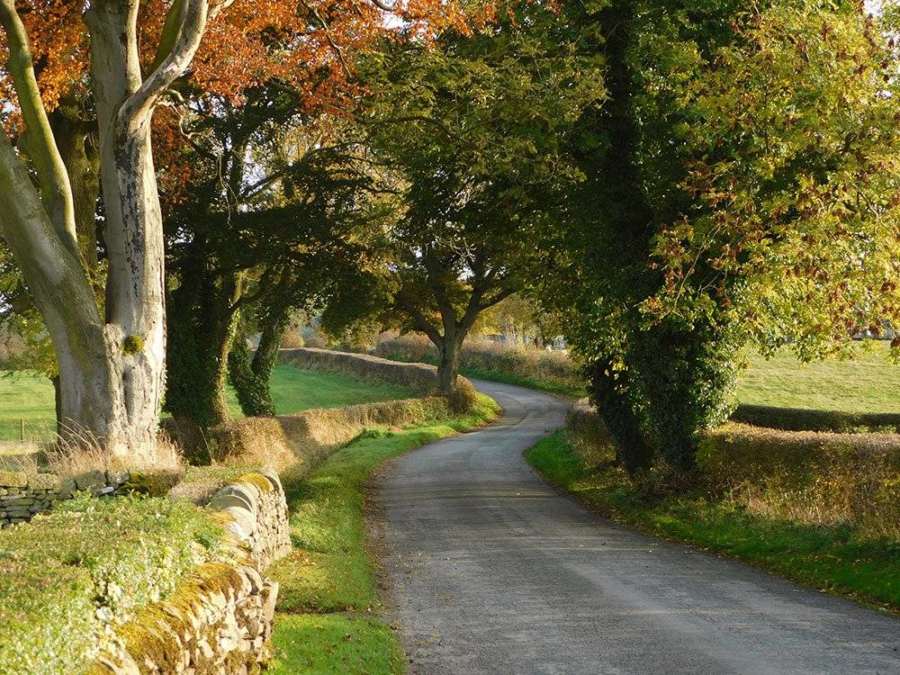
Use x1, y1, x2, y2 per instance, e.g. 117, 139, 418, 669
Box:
647, 1, 900, 359
0, 494, 226, 673
536, 0, 899, 473
527, 430, 900, 610
359, 2, 604, 390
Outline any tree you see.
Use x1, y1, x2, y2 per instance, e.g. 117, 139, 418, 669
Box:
0, 0, 467, 457
162, 97, 392, 439
537, 0, 899, 473
0, 0, 216, 459
361, 3, 604, 393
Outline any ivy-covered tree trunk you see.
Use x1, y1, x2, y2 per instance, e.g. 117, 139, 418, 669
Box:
165, 247, 242, 435
586, 360, 654, 475
228, 304, 291, 417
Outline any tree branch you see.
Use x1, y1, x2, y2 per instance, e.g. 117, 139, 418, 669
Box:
0, 0, 78, 256
118, 0, 209, 128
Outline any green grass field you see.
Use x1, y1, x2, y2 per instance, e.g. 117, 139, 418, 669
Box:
0, 365, 413, 442
736, 342, 900, 413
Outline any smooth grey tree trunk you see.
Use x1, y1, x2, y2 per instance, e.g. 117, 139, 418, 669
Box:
0, 0, 210, 461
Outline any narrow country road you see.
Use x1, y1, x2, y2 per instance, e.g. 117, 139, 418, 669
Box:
373, 380, 900, 674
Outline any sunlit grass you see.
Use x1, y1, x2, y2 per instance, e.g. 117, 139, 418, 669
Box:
736, 342, 900, 413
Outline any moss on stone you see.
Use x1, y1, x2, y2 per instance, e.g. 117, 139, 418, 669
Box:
238, 472, 275, 493
118, 562, 249, 669
0, 470, 28, 487
124, 469, 183, 496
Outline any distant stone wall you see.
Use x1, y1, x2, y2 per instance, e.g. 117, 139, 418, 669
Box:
95, 471, 291, 674
0, 469, 130, 527
280, 346, 447, 393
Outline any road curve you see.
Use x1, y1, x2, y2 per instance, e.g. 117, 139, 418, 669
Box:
372, 380, 900, 674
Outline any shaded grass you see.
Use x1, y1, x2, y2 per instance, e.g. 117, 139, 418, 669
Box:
268, 394, 500, 673
527, 431, 900, 612
0, 366, 414, 442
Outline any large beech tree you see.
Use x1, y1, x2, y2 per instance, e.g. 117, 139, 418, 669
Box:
0, 0, 219, 459
361, 3, 604, 393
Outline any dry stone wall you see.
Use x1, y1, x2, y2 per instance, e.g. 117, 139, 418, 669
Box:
0, 469, 130, 527
94, 471, 291, 675
280, 346, 444, 393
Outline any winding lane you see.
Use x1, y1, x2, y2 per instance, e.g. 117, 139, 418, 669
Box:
373, 380, 900, 674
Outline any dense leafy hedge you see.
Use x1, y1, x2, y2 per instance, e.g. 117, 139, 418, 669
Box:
0, 495, 226, 673
731, 404, 900, 434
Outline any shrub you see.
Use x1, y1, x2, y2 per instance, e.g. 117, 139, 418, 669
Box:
731, 405, 900, 434
0, 494, 226, 673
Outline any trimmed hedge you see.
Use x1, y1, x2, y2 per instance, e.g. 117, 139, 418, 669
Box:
732, 404, 900, 434
0, 494, 227, 673
567, 404, 900, 539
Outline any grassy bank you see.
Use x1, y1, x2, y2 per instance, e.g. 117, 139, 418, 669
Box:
0, 366, 414, 442
527, 431, 900, 611
267, 394, 500, 674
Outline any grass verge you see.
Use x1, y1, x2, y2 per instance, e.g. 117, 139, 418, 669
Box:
267, 393, 500, 674
457, 365, 583, 399
526, 431, 900, 612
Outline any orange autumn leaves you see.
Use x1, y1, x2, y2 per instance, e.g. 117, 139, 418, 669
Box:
0, 0, 475, 131
1, 0, 480, 213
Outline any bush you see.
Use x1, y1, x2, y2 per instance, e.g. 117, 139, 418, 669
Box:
0, 494, 226, 673
731, 404, 900, 434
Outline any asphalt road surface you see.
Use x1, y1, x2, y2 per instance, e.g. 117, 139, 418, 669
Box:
373, 380, 900, 674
